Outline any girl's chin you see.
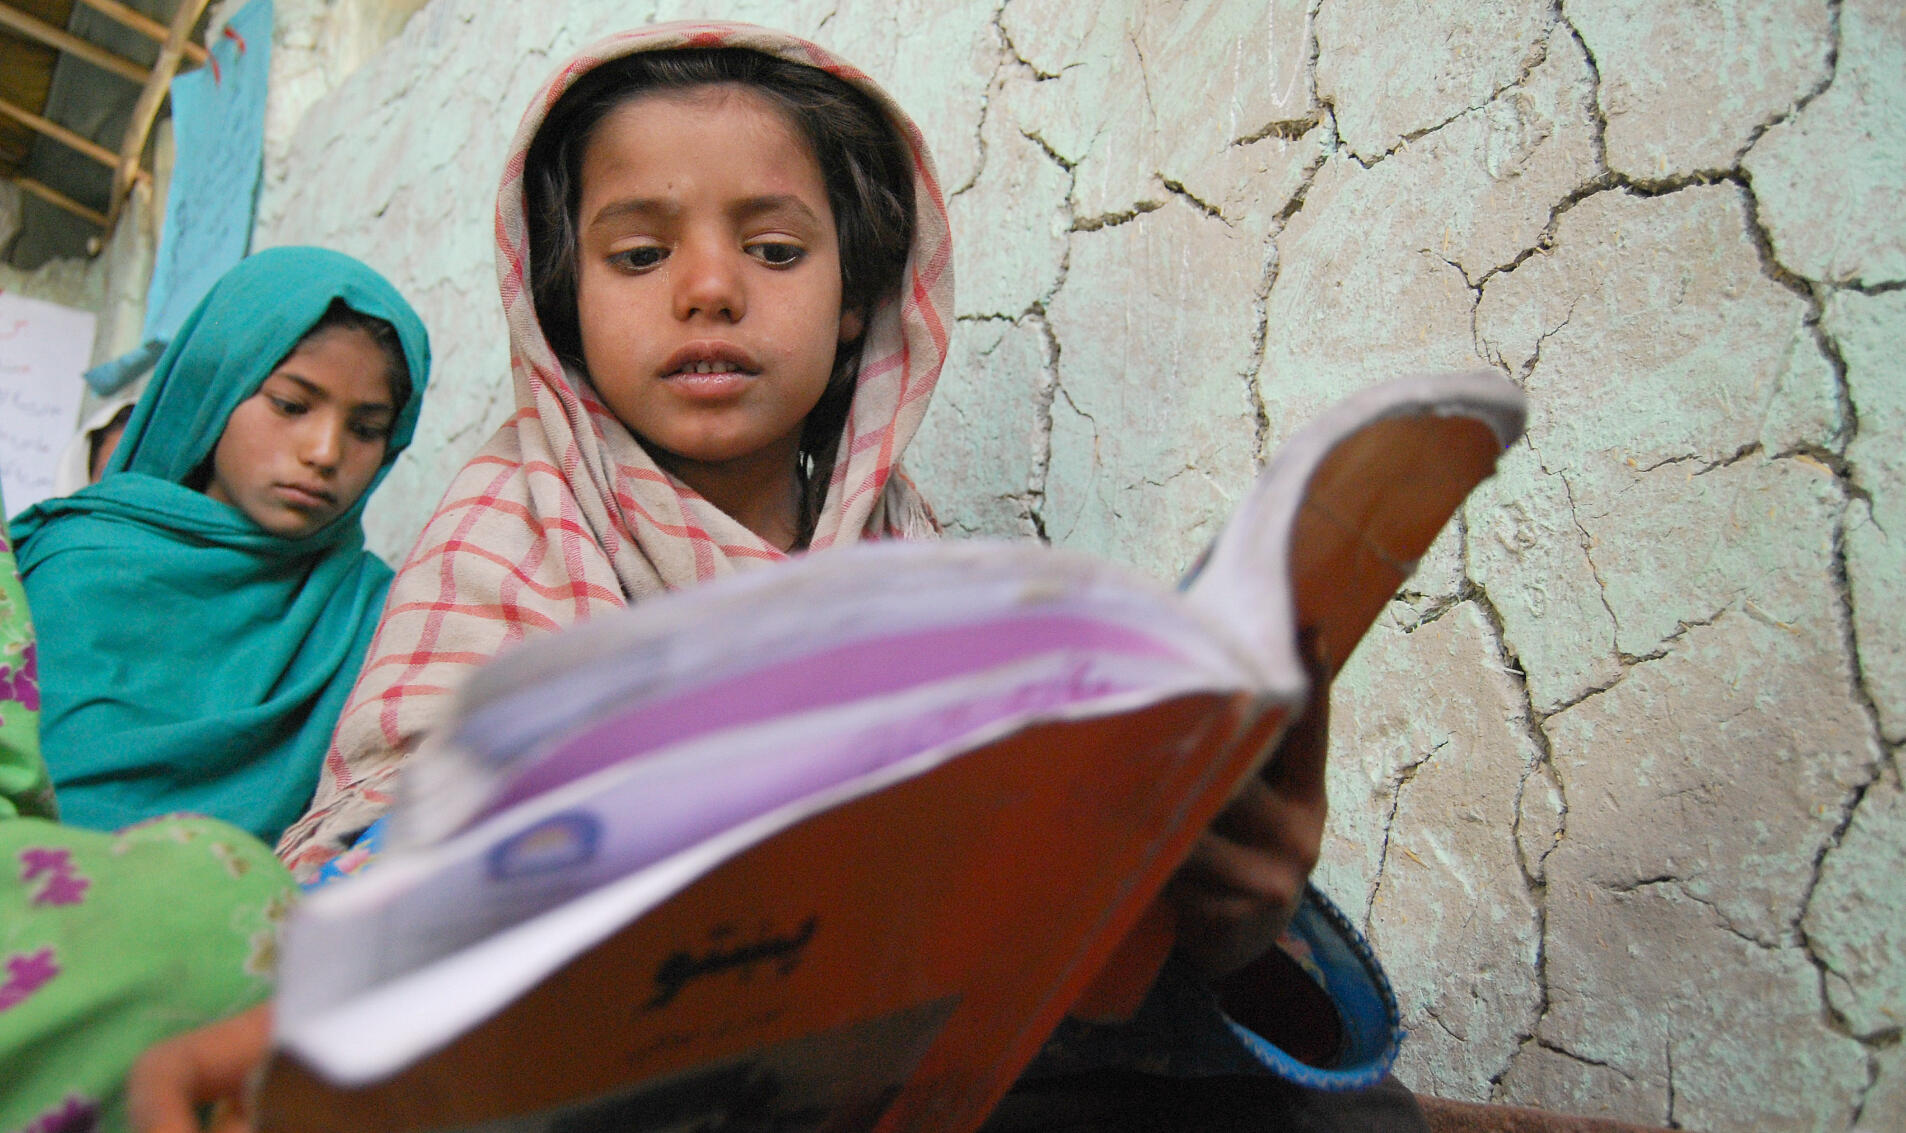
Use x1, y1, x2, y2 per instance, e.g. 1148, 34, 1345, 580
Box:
646, 439, 804, 479
249, 506, 330, 539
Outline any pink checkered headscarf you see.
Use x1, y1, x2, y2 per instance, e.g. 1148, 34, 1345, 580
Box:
278, 22, 952, 878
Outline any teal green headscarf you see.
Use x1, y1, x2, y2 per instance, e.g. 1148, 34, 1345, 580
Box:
9, 246, 431, 844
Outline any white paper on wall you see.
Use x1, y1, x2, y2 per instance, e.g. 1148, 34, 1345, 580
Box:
0, 291, 95, 518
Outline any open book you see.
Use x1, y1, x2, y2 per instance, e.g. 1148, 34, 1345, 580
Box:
257, 371, 1526, 1133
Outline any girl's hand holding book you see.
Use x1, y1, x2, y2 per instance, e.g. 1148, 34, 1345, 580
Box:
1166, 638, 1333, 980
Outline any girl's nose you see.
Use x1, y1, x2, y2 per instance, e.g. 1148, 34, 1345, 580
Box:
301, 417, 345, 472
672, 239, 745, 323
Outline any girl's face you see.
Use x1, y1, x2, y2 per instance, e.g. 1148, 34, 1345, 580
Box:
205, 325, 397, 538
573, 86, 862, 488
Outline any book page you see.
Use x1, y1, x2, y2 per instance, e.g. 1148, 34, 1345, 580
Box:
393, 541, 1254, 848
1186, 370, 1526, 677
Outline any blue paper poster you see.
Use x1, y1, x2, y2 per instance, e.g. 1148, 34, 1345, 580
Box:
87, 0, 272, 392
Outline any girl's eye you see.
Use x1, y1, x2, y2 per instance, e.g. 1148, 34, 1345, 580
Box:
748, 242, 805, 267
269, 396, 308, 417
608, 246, 666, 272
350, 421, 392, 443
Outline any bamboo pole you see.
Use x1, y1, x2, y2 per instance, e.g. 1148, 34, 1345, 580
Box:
9, 174, 107, 227
101, 0, 211, 233
0, 94, 119, 169
0, 3, 149, 84
75, 0, 209, 65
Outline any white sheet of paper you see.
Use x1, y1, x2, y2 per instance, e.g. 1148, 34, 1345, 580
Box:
0, 292, 94, 518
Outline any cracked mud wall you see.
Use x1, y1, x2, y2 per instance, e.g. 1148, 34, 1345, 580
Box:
251, 2, 1904, 1128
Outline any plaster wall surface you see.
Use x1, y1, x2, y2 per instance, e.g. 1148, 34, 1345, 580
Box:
250, 1, 1904, 1128
1, 176, 161, 373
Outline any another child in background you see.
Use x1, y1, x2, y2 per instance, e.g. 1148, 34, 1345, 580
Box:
10, 247, 432, 846
54, 394, 139, 495
0, 478, 299, 1133
136, 24, 1415, 1131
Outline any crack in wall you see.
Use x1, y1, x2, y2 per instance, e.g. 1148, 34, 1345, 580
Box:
1017, 124, 1078, 172
1728, 190, 1902, 1049
1157, 178, 1226, 225
1464, 581, 1563, 1096
1664, 1039, 1679, 1129
1138, 465, 1200, 491
1533, 1036, 1641, 1079
944, 13, 1014, 201
1271, 119, 1335, 228
1395, 597, 1460, 634
1469, 163, 1804, 294
1557, 2, 1610, 172
994, 6, 1071, 83
1234, 112, 1323, 147
1392, 513, 1469, 633
1070, 199, 1166, 233
1042, 384, 1100, 541
1791, 483, 1893, 1045
1845, 278, 1906, 295
1359, 733, 1451, 934
1022, 307, 1059, 543
1607, 874, 1785, 952
1497, 1, 1797, 257
1701, 12, 1906, 1052
1541, 668, 1635, 717
1243, 239, 1278, 465
1620, 441, 1762, 479
1525, 438, 1624, 658
1336, 12, 1560, 171
1527, 597, 1747, 720
1849, 1044, 1886, 1130
1733, 0, 1842, 176
1421, 1003, 1466, 1045
997, 78, 1087, 547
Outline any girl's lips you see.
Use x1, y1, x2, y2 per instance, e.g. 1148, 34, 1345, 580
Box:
659, 342, 761, 378
275, 483, 336, 510
661, 368, 756, 399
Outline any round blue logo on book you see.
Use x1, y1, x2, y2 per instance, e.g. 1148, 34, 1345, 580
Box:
488, 812, 602, 879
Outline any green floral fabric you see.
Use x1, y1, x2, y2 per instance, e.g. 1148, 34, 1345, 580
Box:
1, 481, 297, 1133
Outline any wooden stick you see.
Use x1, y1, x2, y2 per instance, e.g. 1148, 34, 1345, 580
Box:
0, 94, 118, 168
102, 0, 211, 233
75, 0, 209, 65
9, 174, 108, 227
0, 3, 150, 84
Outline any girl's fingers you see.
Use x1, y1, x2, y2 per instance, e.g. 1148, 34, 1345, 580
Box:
1261, 631, 1333, 801
1208, 776, 1323, 864
1167, 640, 1335, 977
1169, 830, 1311, 976
1177, 822, 1311, 914
127, 1005, 273, 1133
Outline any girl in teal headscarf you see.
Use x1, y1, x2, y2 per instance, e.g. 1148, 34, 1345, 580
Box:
9, 245, 432, 845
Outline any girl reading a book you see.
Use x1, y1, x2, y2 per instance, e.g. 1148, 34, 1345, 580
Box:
10, 246, 432, 846
140, 25, 1420, 1132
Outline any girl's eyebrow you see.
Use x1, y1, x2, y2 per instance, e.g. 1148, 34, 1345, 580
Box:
268, 372, 395, 415
730, 194, 820, 226
587, 194, 820, 231
589, 196, 677, 229
270, 373, 332, 400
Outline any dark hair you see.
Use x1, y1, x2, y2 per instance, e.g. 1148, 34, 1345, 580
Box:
523, 47, 915, 544
297, 298, 413, 413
